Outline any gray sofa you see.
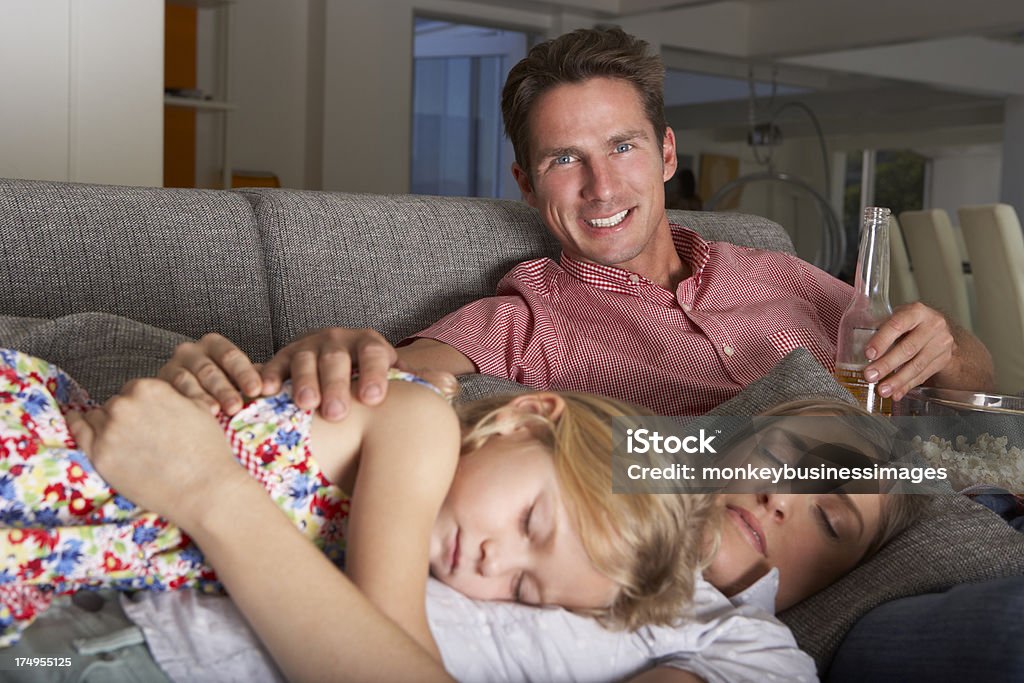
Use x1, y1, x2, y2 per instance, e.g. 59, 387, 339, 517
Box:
2, 176, 1023, 681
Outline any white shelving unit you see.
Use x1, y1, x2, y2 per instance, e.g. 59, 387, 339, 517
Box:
165, 0, 233, 188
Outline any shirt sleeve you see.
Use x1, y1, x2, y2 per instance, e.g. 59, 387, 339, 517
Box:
407, 294, 562, 389
655, 606, 819, 683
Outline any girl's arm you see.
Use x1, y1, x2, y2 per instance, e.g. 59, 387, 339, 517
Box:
313, 379, 461, 660
67, 379, 453, 683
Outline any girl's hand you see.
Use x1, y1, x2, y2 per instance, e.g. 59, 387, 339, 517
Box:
66, 378, 249, 530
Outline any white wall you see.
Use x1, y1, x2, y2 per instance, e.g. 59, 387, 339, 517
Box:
220, 0, 561, 192
0, 0, 162, 186
226, 0, 311, 190
924, 145, 1003, 225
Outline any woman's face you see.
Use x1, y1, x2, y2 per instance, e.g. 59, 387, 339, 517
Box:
707, 413, 888, 609
429, 429, 617, 610
706, 492, 884, 611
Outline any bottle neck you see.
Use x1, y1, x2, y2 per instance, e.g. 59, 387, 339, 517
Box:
853, 214, 890, 304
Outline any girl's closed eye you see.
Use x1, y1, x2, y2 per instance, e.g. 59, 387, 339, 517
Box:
520, 502, 535, 537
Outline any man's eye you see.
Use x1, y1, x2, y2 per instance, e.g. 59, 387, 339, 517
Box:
555, 155, 574, 165
615, 143, 633, 153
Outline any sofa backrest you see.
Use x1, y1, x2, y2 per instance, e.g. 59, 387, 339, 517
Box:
0, 177, 795, 358
244, 187, 796, 348
0, 178, 274, 361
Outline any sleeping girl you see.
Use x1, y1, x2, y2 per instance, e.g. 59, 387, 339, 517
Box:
0, 348, 714, 678
0, 349, 928, 682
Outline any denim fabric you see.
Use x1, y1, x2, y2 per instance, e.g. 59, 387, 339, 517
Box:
827, 576, 1024, 682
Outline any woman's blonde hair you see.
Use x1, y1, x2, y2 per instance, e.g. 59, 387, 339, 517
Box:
457, 391, 719, 631
760, 397, 933, 562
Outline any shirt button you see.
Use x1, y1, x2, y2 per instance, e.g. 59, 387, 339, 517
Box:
628, 273, 640, 284
681, 303, 691, 312
723, 345, 735, 356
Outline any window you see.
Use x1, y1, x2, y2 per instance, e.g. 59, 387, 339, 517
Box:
412, 19, 534, 198
843, 149, 927, 281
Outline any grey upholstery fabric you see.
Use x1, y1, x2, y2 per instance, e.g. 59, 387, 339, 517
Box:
244, 188, 794, 349
666, 208, 797, 255
455, 373, 530, 404
242, 189, 560, 349
0, 313, 189, 402
706, 348, 855, 415
0, 178, 273, 362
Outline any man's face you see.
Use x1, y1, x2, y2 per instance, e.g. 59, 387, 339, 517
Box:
512, 77, 677, 273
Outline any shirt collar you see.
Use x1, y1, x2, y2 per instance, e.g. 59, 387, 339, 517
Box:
727, 567, 780, 614
557, 224, 712, 293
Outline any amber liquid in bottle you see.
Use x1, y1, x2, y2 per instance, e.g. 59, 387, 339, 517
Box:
834, 364, 893, 416
833, 207, 894, 416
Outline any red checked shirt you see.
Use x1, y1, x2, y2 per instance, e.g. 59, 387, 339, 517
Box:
412, 225, 853, 415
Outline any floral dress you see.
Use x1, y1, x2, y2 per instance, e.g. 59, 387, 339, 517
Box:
0, 348, 441, 646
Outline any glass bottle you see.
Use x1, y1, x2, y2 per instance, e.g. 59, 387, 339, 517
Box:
834, 206, 894, 415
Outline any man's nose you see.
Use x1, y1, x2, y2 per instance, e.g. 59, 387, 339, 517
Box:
582, 158, 616, 202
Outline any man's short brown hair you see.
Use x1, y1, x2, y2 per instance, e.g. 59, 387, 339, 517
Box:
501, 27, 667, 176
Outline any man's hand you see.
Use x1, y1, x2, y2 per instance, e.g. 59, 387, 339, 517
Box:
261, 328, 399, 420
158, 333, 266, 416
862, 301, 994, 401
67, 379, 249, 529
157, 329, 400, 421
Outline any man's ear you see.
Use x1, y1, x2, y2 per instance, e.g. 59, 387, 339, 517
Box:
662, 127, 678, 183
512, 162, 537, 207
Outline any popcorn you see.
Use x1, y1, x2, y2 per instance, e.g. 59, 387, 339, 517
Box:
911, 433, 1024, 492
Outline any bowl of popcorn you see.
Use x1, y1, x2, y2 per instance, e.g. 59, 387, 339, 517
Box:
897, 387, 1024, 493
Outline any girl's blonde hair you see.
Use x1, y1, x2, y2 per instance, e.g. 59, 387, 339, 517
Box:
457, 391, 719, 631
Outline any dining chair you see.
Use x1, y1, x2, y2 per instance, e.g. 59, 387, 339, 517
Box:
898, 209, 974, 332
956, 204, 1024, 394
888, 214, 918, 307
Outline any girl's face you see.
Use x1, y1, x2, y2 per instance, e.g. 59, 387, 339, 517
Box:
705, 492, 884, 611
429, 428, 617, 610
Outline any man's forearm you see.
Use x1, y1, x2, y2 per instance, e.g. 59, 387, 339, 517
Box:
398, 338, 478, 376
931, 323, 995, 392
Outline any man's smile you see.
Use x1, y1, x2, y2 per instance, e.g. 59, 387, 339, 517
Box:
586, 208, 630, 228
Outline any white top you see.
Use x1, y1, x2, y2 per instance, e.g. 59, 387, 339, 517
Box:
122, 570, 817, 683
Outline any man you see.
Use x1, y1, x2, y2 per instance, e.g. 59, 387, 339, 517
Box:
163, 28, 993, 420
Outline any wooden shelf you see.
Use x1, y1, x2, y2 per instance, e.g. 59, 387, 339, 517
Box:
164, 95, 235, 112
167, 0, 233, 8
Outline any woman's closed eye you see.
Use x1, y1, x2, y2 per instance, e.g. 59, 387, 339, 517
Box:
815, 504, 840, 540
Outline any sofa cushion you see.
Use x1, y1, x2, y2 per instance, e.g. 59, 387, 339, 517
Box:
0, 178, 273, 361
242, 188, 794, 350
706, 347, 855, 415
0, 313, 188, 402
